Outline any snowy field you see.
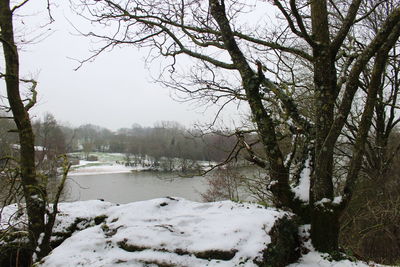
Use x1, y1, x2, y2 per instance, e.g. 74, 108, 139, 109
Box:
68, 152, 140, 176
68, 160, 141, 176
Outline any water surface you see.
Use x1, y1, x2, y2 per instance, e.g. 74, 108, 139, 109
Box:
63, 172, 208, 203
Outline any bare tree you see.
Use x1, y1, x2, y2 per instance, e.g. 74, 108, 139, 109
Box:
0, 0, 46, 261
73, 0, 400, 253
0, 0, 68, 262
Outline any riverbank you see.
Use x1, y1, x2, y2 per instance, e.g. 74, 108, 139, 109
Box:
67, 152, 214, 176
68, 160, 143, 176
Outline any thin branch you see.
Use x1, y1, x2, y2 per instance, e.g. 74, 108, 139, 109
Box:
273, 0, 316, 48
331, 0, 362, 54
46, 0, 55, 23
20, 79, 38, 111
354, 0, 386, 24
239, 135, 268, 169
233, 31, 313, 61
289, 0, 315, 46
11, 0, 30, 13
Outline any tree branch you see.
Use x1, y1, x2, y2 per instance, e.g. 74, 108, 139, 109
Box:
330, 0, 362, 54
11, 0, 30, 13
341, 19, 400, 210
273, 0, 316, 48
323, 9, 400, 152
20, 79, 38, 111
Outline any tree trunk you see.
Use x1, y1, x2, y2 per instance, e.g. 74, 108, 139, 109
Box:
310, 52, 339, 252
0, 0, 46, 259
309, 0, 339, 252
311, 60, 340, 251
209, 0, 306, 217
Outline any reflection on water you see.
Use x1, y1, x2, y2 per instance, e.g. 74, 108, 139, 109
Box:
61, 172, 208, 204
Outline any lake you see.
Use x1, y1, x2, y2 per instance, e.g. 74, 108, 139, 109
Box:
62, 172, 209, 204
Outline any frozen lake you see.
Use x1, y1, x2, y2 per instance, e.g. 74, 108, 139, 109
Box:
62, 172, 208, 204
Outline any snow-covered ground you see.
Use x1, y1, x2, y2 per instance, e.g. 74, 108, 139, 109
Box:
39, 198, 289, 267
68, 160, 142, 176
1, 198, 391, 267
287, 225, 386, 267
288, 252, 379, 267
68, 152, 156, 176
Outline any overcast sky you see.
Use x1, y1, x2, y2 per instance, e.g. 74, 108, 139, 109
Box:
3, 1, 248, 130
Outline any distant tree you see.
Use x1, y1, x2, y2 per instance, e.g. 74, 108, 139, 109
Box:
59, 123, 78, 152
97, 128, 113, 152
81, 141, 93, 160
0, 111, 17, 158
76, 124, 102, 156
34, 113, 66, 158
204, 133, 238, 162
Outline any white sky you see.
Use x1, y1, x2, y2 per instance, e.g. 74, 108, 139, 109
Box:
2, 0, 249, 130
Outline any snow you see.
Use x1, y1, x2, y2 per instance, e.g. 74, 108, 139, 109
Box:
288, 252, 374, 267
288, 225, 386, 267
333, 196, 343, 205
1, 198, 390, 267
291, 159, 310, 202
39, 198, 288, 267
11, 144, 45, 151
68, 161, 136, 176
314, 197, 331, 207
1, 206, 21, 231
50, 200, 116, 233
314, 196, 343, 209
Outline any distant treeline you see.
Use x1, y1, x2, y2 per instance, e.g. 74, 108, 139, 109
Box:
0, 113, 238, 163
72, 121, 238, 162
